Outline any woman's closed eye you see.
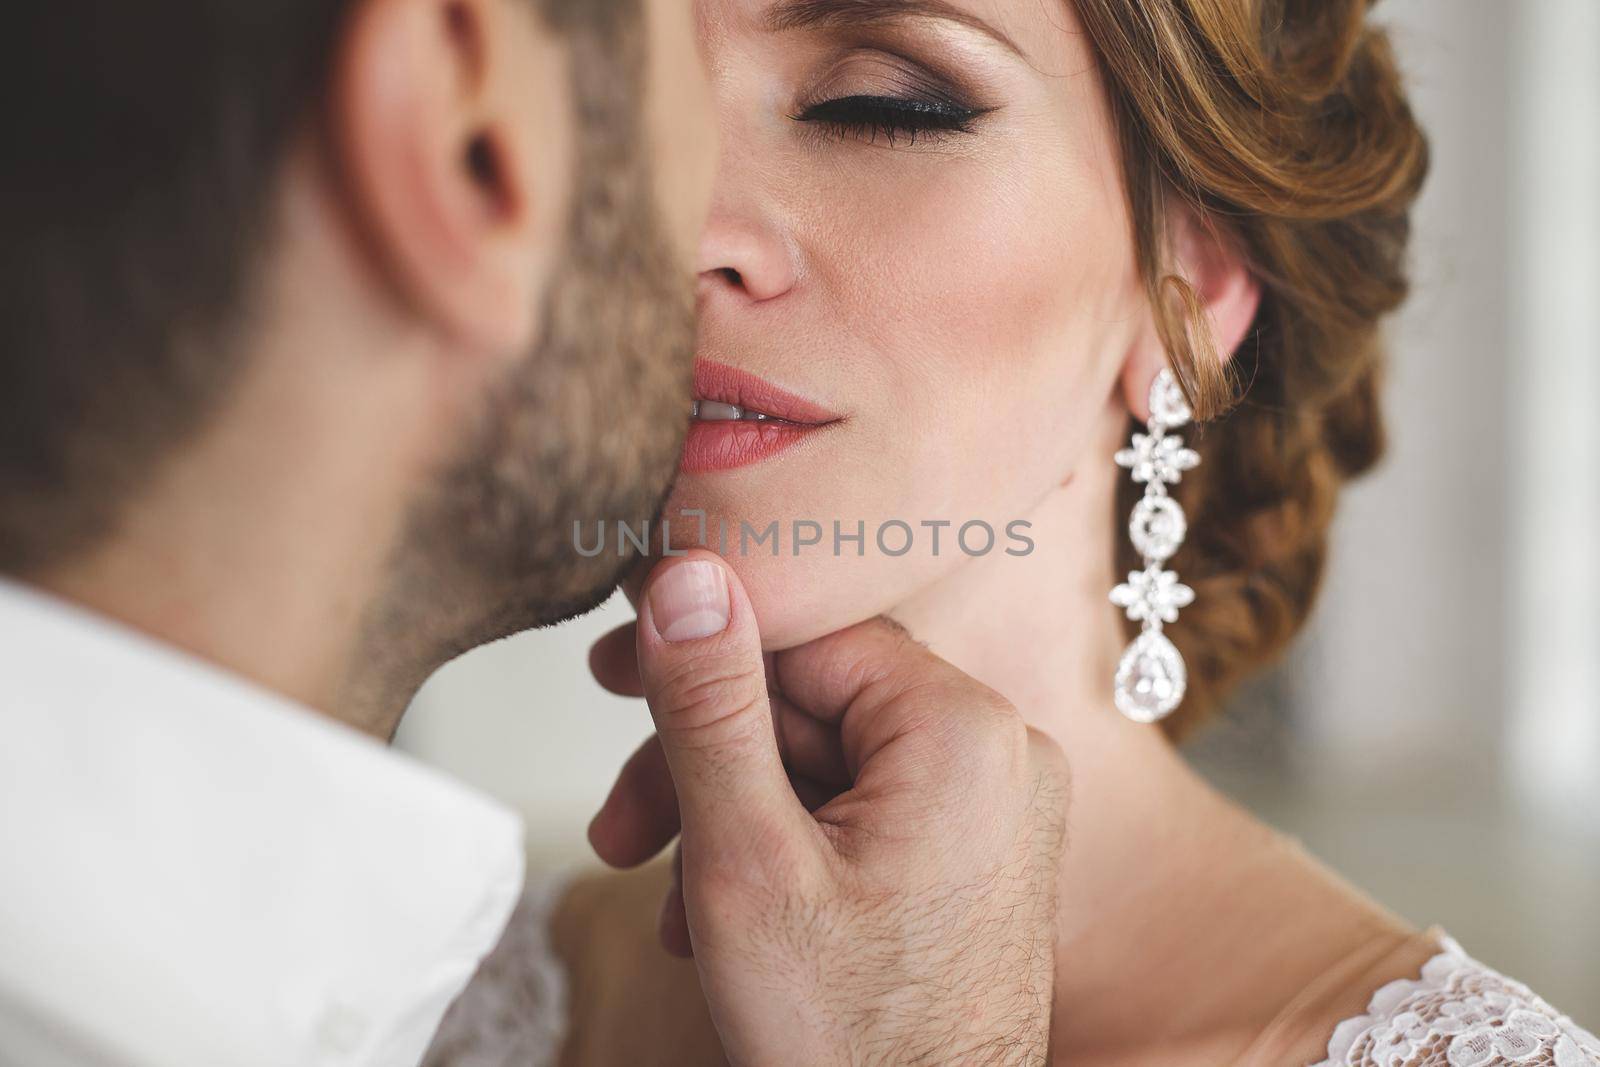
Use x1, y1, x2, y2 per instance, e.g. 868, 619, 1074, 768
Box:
793, 94, 991, 146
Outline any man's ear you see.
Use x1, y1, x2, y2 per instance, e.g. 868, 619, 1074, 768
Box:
329, 0, 567, 355
1120, 200, 1261, 421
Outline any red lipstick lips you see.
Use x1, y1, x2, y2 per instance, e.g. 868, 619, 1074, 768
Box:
681, 359, 840, 474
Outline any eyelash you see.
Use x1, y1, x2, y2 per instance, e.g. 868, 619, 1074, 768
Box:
793, 94, 987, 146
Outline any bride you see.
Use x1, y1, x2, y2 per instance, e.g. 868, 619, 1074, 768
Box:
429, 0, 1598, 1063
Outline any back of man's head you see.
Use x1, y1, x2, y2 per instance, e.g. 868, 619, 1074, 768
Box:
2, 0, 704, 728
1, 2, 361, 574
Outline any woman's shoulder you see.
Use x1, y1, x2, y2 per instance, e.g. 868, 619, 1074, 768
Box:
552, 861, 728, 1067
1227, 833, 1600, 1067
1313, 931, 1600, 1067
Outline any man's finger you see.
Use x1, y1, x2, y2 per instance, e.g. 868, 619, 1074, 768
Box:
588, 733, 680, 868
773, 616, 1017, 788
771, 691, 851, 788
590, 692, 850, 871
658, 843, 692, 958
635, 551, 821, 873
589, 621, 644, 697
655, 763, 838, 960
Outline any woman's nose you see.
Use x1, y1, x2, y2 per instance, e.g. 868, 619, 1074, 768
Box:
696, 210, 797, 304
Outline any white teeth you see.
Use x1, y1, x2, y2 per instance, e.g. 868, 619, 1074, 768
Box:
695, 400, 744, 421
692, 400, 773, 422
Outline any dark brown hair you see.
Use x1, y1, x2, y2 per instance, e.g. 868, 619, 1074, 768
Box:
0, 0, 621, 577
1076, 0, 1430, 739
0, 2, 355, 574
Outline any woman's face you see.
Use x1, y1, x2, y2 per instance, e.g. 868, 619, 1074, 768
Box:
667, 0, 1151, 647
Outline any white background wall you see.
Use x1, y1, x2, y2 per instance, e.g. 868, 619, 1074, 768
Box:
399, 0, 1600, 1014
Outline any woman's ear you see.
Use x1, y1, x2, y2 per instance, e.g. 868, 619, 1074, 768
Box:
328, 0, 568, 356
1120, 200, 1262, 421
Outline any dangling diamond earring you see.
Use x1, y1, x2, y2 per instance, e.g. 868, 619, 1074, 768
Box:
1111, 368, 1199, 723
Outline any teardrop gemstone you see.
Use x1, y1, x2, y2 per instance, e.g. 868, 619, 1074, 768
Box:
1113, 631, 1187, 723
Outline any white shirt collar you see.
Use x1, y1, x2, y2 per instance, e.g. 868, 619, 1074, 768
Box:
0, 578, 526, 1067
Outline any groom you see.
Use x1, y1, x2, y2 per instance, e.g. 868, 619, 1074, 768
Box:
0, 0, 1069, 1064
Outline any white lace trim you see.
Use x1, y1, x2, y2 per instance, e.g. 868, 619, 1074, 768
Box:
1315, 934, 1600, 1067
422, 867, 577, 1067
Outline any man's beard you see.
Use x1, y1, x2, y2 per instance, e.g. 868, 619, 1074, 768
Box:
346, 5, 696, 721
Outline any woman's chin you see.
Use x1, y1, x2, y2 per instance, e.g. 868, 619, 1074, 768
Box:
652, 488, 933, 648
721, 552, 904, 653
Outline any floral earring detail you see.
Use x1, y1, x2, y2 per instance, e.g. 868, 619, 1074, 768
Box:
1111, 368, 1200, 723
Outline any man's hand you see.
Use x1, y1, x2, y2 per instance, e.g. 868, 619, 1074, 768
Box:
586, 551, 1070, 1066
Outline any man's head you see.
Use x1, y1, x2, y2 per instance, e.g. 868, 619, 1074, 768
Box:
1, 0, 714, 730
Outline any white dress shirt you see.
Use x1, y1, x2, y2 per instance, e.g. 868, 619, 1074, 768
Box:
0, 578, 526, 1067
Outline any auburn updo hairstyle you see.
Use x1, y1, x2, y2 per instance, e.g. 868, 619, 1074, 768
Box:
1077, 0, 1430, 739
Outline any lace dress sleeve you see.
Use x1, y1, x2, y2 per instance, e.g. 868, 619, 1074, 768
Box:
1315, 934, 1600, 1067
421, 869, 576, 1067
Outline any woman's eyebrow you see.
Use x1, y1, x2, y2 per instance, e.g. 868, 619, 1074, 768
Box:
763, 0, 1026, 59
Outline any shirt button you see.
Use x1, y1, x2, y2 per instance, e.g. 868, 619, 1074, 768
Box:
314, 1003, 369, 1058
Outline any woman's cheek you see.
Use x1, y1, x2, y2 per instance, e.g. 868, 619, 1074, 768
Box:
682, 149, 1107, 641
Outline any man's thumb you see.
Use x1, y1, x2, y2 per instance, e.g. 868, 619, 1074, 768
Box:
635, 550, 810, 861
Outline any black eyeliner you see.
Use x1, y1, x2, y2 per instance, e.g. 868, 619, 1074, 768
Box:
793, 94, 991, 144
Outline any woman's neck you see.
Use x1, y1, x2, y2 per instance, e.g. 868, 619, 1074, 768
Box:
887, 426, 1402, 1062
